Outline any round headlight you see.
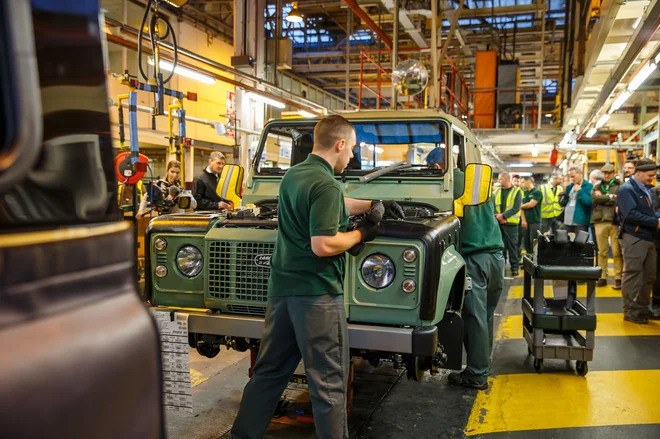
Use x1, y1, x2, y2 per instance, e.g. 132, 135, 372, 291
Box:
154, 237, 167, 251
155, 265, 168, 278
176, 245, 203, 278
402, 279, 416, 294
361, 254, 396, 289
402, 248, 417, 263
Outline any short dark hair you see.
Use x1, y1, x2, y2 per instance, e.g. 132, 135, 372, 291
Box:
511, 174, 520, 179
313, 115, 355, 151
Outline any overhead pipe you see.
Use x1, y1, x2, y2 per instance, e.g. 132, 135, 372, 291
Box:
342, 0, 393, 49
105, 17, 329, 113
392, 0, 399, 108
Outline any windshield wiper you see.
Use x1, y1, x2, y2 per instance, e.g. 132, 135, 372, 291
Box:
359, 160, 411, 183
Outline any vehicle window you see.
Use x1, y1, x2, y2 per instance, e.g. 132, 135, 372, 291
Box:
255, 120, 448, 177
453, 131, 465, 170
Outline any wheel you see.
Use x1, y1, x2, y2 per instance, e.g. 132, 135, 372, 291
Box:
405, 356, 426, 381
196, 342, 220, 359
533, 358, 544, 374
576, 361, 588, 376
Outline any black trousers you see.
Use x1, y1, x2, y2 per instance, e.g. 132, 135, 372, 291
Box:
654, 247, 660, 307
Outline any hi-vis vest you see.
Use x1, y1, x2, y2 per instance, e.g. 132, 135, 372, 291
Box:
494, 187, 522, 224
540, 184, 563, 219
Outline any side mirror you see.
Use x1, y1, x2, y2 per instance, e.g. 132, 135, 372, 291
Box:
177, 193, 192, 210
454, 163, 493, 216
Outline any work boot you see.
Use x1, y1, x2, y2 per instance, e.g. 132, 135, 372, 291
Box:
649, 306, 660, 320
613, 279, 622, 290
596, 278, 607, 288
624, 315, 649, 324
511, 270, 519, 277
448, 371, 488, 391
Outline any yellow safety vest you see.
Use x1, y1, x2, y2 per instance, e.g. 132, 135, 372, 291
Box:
494, 187, 522, 224
540, 184, 563, 219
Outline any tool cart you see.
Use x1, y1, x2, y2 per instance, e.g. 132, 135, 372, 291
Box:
522, 230, 602, 376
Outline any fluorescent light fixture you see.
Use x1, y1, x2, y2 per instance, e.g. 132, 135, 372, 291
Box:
517, 172, 533, 177
610, 89, 632, 112
509, 163, 534, 168
544, 114, 552, 118
531, 144, 539, 157
586, 127, 598, 138
632, 17, 642, 29
560, 131, 572, 145
595, 114, 610, 129
628, 62, 657, 91
298, 110, 316, 118
245, 92, 286, 109
148, 59, 216, 84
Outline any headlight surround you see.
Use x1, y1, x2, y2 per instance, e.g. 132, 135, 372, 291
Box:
176, 245, 203, 278
402, 248, 417, 263
360, 254, 396, 289
154, 237, 167, 251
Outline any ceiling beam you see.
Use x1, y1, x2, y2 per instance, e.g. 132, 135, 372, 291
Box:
342, 0, 393, 48
458, 3, 548, 18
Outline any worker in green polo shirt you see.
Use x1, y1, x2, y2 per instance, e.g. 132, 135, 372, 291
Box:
231, 115, 404, 439
448, 167, 505, 390
493, 172, 523, 276
520, 176, 543, 254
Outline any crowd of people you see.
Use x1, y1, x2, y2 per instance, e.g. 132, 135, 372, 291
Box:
492, 159, 660, 323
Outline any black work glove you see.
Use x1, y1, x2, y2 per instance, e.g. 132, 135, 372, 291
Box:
379, 200, 405, 219
349, 202, 384, 256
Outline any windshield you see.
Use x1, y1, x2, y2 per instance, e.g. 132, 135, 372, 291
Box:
253, 120, 449, 177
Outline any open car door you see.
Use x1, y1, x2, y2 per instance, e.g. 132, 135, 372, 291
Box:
0, 1, 164, 437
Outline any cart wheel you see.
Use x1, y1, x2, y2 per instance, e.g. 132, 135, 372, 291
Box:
534, 358, 544, 374
576, 361, 588, 376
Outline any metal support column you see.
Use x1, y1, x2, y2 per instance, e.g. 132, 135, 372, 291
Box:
431, 0, 438, 109
392, 0, 399, 109
537, 2, 546, 129
345, 9, 352, 109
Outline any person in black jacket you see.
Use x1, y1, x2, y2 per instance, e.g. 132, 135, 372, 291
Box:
194, 151, 232, 211
616, 158, 660, 324
651, 179, 660, 318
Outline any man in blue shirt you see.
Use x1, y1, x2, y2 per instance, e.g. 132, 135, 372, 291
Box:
616, 158, 660, 324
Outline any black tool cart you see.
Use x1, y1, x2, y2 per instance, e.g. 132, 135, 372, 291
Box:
522, 230, 602, 376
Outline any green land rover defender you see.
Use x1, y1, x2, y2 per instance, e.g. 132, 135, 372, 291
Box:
145, 110, 491, 380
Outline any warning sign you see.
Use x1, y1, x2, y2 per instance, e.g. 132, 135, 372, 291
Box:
226, 90, 236, 139
151, 309, 193, 412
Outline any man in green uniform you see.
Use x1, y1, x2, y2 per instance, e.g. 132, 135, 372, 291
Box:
231, 115, 403, 439
448, 167, 505, 390
493, 172, 523, 276
521, 176, 543, 254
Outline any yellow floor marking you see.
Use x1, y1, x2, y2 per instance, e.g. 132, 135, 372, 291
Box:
507, 284, 621, 299
190, 369, 209, 388
497, 314, 660, 340
465, 370, 660, 435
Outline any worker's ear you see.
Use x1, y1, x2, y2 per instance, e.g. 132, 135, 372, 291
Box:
459, 163, 493, 206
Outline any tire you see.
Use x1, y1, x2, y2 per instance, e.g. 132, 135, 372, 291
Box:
196, 342, 220, 359
576, 361, 588, 376
533, 358, 544, 374
405, 356, 426, 382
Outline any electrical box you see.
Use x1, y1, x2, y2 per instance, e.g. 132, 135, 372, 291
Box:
231, 55, 254, 68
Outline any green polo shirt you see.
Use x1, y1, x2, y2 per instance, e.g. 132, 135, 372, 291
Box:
268, 154, 350, 297
523, 187, 543, 224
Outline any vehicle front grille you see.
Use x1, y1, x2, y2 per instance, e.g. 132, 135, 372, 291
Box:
208, 241, 274, 303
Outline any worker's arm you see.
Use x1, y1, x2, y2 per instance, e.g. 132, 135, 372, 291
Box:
618, 187, 660, 229
345, 198, 371, 215
577, 183, 593, 208
311, 231, 363, 257
591, 186, 613, 205
521, 199, 538, 210
502, 191, 522, 219
559, 185, 570, 206
193, 178, 220, 210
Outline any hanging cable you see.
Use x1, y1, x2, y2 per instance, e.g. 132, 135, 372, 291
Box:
137, 0, 153, 81
137, 0, 179, 85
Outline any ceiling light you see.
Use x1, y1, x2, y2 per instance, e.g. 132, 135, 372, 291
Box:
298, 110, 316, 117
544, 114, 552, 118
531, 144, 538, 157
610, 90, 632, 112
245, 92, 286, 109
517, 171, 533, 177
560, 131, 573, 146
509, 163, 534, 168
628, 62, 657, 91
632, 16, 642, 29
148, 59, 216, 84
586, 127, 598, 138
595, 114, 610, 129
286, 2, 303, 23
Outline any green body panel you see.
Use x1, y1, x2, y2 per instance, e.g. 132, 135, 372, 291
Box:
424, 245, 466, 325
346, 239, 425, 325
151, 233, 206, 308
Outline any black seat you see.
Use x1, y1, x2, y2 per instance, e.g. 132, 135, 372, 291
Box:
291, 133, 314, 166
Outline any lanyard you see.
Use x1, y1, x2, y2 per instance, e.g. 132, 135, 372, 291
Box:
599, 179, 616, 194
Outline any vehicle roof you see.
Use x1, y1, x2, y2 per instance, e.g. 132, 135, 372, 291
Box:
275, 109, 479, 145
